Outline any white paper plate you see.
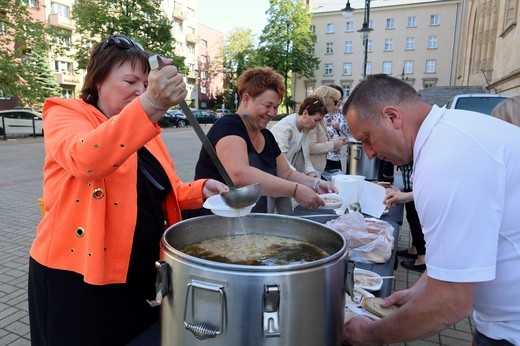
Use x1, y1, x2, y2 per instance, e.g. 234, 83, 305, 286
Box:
354, 268, 383, 292
345, 287, 375, 303
203, 194, 255, 217
318, 193, 344, 209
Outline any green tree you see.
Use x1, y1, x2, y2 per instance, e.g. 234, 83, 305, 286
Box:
22, 52, 62, 109
71, 0, 185, 72
0, 0, 58, 107
256, 0, 320, 114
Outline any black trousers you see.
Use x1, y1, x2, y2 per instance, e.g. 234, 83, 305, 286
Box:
404, 198, 425, 256
28, 257, 158, 346
474, 329, 514, 345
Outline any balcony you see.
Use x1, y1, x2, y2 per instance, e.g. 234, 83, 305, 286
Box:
54, 72, 81, 85
173, 9, 186, 20
186, 34, 197, 44
48, 13, 74, 30
187, 71, 197, 79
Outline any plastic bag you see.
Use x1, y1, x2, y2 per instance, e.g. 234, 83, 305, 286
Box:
326, 212, 394, 263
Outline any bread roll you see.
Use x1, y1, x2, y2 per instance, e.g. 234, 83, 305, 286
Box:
361, 297, 399, 318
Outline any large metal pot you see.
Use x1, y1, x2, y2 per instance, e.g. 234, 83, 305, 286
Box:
347, 141, 380, 180
149, 214, 353, 345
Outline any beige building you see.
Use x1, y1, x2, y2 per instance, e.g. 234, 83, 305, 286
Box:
294, 0, 464, 101
456, 0, 520, 95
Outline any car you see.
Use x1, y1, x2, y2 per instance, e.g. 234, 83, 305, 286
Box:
0, 108, 44, 137
215, 109, 231, 117
445, 93, 509, 115
162, 109, 188, 127
192, 109, 218, 124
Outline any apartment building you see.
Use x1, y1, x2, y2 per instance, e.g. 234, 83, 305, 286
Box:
293, 0, 463, 101
45, 0, 81, 99
197, 23, 224, 110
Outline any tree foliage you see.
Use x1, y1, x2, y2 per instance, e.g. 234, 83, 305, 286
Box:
0, 0, 59, 107
256, 0, 319, 113
71, 0, 185, 71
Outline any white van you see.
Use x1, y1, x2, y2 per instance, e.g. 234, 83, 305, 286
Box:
0, 109, 44, 137
445, 94, 508, 115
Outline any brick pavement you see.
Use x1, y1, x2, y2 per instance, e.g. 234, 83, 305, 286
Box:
0, 129, 474, 345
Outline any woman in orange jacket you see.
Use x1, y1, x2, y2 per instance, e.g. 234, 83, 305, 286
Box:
27, 35, 228, 345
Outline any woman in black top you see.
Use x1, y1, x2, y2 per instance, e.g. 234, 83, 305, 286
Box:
186, 67, 337, 217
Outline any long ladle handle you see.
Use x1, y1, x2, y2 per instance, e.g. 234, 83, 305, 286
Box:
149, 55, 236, 188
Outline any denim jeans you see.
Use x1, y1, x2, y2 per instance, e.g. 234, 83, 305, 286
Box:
474, 329, 514, 346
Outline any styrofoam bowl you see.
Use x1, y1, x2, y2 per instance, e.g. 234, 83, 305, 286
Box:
203, 194, 255, 217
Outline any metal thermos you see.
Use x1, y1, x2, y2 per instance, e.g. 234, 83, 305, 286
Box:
347, 141, 380, 181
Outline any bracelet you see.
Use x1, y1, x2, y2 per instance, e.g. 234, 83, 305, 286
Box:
313, 179, 320, 192
292, 183, 299, 197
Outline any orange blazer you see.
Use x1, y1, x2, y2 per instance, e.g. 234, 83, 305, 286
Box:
30, 97, 206, 285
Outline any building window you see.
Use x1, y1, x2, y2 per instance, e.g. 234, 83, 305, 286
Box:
51, 2, 70, 17
404, 60, 414, 74
406, 37, 415, 50
326, 42, 334, 54
365, 62, 372, 75
26, 0, 39, 9
308, 46, 315, 55
504, 0, 518, 31
344, 41, 352, 53
55, 32, 72, 47
200, 70, 207, 79
200, 86, 207, 94
382, 61, 392, 74
200, 55, 208, 64
369, 20, 374, 29
345, 21, 354, 32
200, 39, 207, 48
187, 7, 194, 18
343, 63, 352, 75
430, 14, 440, 26
305, 84, 314, 97
384, 38, 393, 51
407, 16, 416, 27
310, 24, 316, 33
326, 23, 335, 33
341, 84, 351, 97
0, 21, 5, 34
367, 39, 373, 52
428, 36, 438, 49
426, 59, 436, 73
55, 60, 73, 74
61, 89, 74, 99
174, 1, 182, 10
386, 18, 395, 29
324, 63, 333, 76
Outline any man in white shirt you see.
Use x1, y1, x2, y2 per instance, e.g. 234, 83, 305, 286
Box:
342, 74, 520, 345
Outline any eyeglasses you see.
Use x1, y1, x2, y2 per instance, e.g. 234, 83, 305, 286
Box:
100, 35, 144, 52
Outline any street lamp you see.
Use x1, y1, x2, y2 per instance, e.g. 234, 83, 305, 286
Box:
342, 0, 373, 78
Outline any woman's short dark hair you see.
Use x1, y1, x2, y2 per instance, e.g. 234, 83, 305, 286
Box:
80, 35, 150, 106
237, 66, 285, 102
298, 95, 327, 116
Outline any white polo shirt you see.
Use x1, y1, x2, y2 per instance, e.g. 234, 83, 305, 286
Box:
413, 105, 520, 343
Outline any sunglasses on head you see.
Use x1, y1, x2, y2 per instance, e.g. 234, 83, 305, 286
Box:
305, 99, 323, 111
100, 35, 144, 52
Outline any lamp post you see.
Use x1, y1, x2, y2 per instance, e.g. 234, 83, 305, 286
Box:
342, 0, 373, 78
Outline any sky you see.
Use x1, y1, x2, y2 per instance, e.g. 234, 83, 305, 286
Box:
197, 0, 270, 37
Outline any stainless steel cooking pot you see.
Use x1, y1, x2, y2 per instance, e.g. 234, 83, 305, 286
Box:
347, 141, 380, 180
149, 214, 354, 345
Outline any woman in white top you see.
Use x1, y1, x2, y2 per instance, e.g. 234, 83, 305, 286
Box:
270, 96, 328, 213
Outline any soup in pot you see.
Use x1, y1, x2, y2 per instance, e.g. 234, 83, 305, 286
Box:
182, 234, 330, 266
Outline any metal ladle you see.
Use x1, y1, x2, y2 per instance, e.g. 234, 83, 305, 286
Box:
149, 55, 261, 209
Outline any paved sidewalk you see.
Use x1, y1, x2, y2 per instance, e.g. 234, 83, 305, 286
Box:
0, 130, 474, 345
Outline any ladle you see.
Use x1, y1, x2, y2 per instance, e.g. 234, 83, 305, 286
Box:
149, 55, 261, 209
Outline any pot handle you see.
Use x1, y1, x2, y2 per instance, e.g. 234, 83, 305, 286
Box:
183, 281, 225, 340
345, 260, 356, 299
147, 261, 170, 307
